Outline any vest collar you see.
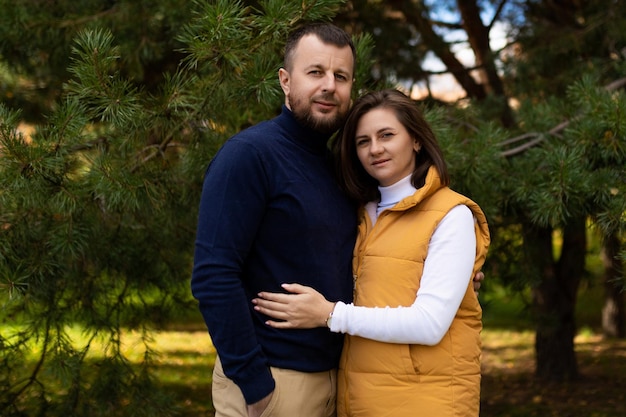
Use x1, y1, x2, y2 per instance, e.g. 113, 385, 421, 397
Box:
376, 166, 444, 212
363, 167, 444, 225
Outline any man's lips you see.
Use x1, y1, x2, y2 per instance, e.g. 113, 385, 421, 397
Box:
314, 100, 337, 110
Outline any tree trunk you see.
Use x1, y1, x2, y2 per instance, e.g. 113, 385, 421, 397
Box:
394, 0, 487, 100
456, 0, 515, 128
526, 217, 585, 381
601, 232, 625, 338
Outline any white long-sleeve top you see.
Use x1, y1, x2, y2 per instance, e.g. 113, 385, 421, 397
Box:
329, 174, 477, 345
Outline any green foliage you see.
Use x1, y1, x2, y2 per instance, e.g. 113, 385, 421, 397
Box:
508, 0, 626, 98
0, 0, 192, 121
477, 76, 626, 297
1, 1, 359, 415
503, 78, 626, 230
427, 104, 508, 219
2, 0, 625, 412
334, 0, 431, 86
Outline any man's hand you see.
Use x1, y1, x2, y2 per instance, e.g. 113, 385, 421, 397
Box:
247, 391, 273, 417
473, 271, 484, 296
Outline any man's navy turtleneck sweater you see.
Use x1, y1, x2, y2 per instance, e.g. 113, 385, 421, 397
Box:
191, 106, 357, 404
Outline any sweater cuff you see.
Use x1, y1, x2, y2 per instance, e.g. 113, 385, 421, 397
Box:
236, 366, 275, 405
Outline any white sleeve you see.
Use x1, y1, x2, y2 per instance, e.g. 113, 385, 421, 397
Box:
330, 205, 476, 345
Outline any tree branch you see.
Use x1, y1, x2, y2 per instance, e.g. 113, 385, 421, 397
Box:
499, 77, 626, 157
488, 0, 509, 32
26, 6, 118, 30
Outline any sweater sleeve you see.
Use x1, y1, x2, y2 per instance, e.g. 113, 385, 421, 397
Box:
330, 205, 476, 345
190, 138, 274, 404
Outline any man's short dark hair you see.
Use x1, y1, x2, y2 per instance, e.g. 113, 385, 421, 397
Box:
283, 23, 356, 71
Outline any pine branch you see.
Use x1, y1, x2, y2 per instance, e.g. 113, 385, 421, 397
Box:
134, 142, 186, 169
57, 7, 118, 29
499, 77, 626, 157
1, 318, 51, 414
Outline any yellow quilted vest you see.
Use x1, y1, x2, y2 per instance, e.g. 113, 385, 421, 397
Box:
337, 167, 490, 417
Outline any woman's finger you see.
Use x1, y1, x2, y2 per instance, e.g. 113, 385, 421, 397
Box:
253, 297, 289, 311
264, 319, 294, 329
257, 291, 292, 303
280, 283, 310, 294
253, 303, 285, 319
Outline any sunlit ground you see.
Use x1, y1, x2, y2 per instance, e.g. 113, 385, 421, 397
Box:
7, 280, 625, 417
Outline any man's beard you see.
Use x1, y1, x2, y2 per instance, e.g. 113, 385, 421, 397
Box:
289, 93, 346, 135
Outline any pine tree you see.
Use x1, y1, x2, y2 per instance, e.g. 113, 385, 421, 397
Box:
3, 0, 625, 412
333, 0, 626, 379
0, 1, 374, 415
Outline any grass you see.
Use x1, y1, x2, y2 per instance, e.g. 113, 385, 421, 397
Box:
146, 323, 626, 417
149, 280, 625, 417
147, 328, 215, 416
5, 281, 624, 416
480, 330, 626, 417
146, 283, 626, 417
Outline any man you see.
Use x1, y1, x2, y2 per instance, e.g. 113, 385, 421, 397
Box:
191, 23, 483, 417
191, 23, 357, 417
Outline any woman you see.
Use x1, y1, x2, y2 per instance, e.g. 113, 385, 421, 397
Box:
253, 89, 490, 417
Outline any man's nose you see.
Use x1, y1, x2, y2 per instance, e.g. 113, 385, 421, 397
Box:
321, 73, 336, 92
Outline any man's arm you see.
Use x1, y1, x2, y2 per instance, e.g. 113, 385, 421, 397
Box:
191, 138, 274, 405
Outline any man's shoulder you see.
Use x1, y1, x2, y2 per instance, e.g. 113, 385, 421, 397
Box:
212, 119, 285, 167
226, 119, 284, 149
234, 117, 281, 139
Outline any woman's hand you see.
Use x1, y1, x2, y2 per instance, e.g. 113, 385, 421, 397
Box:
473, 271, 484, 296
253, 283, 335, 329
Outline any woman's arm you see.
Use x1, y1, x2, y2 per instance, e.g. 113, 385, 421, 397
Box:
253, 205, 478, 344
330, 205, 476, 344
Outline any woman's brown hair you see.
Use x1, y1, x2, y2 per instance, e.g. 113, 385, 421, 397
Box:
333, 89, 449, 204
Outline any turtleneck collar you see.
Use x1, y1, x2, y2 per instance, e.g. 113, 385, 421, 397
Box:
274, 105, 333, 155
376, 174, 417, 216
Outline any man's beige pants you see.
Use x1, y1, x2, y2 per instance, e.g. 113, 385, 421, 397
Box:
212, 356, 337, 417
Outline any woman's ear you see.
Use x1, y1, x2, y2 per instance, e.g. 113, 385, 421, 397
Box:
413, 140, 421, 153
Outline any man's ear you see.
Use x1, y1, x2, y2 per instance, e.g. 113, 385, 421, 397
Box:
278, 68, 290, 95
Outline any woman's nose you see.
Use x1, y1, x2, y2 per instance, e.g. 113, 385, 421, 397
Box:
369, 139, 383, 154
